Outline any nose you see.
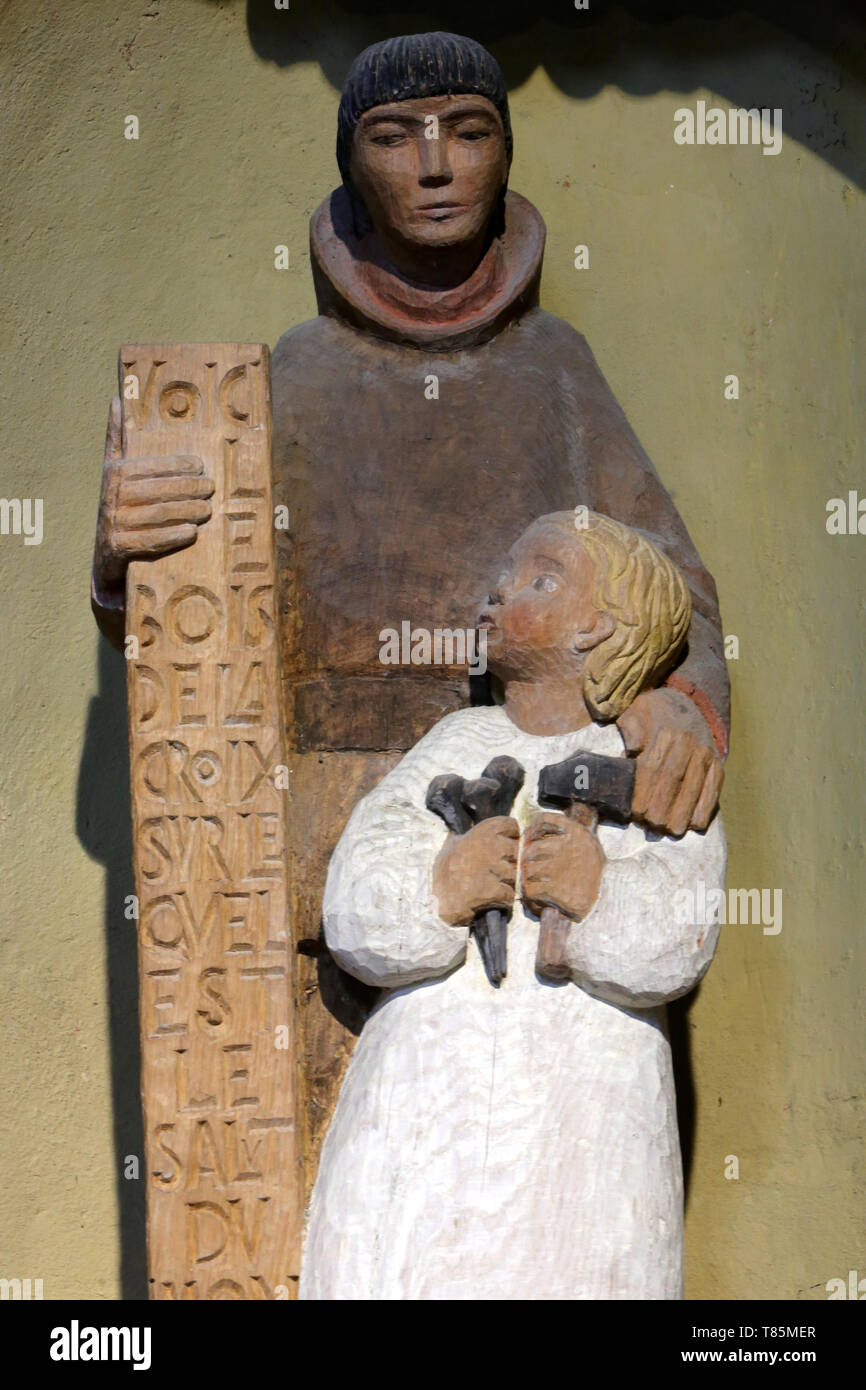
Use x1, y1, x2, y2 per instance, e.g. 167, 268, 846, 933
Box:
487, 584, 505, 606
417, 133, 453, 187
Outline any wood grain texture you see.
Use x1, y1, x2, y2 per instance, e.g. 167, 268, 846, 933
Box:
121, 344, 302, 1299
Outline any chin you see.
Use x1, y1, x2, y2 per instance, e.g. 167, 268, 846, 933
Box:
485, 644, 514, 682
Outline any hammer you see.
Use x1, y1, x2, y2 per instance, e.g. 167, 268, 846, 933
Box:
426, 755, 525, 986
533, 751, 636, 982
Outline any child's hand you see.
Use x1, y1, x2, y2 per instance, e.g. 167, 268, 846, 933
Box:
432, 817, 519, 926
521, 812, 605, 921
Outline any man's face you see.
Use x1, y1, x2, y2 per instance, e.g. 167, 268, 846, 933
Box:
348, 94, 508, 251
477, 525, 614, 680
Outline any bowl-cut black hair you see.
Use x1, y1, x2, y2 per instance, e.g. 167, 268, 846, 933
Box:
336, 31, 513, 185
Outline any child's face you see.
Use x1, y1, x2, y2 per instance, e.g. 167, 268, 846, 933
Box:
478, 523, 614, 680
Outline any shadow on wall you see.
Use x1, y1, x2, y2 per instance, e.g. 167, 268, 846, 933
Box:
238, 0, 866, 191
77, 642, 147, 1301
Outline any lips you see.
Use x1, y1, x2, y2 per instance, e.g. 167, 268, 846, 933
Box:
417, 203, 465, 218
477, 613, 496, 631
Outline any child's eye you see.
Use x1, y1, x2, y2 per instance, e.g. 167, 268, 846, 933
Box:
532, 575, 559, 593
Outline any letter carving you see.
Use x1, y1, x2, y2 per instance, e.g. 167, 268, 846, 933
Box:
121, 344, 301, 1300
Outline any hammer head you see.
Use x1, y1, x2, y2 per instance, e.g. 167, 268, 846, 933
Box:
479, 756, 525, 816
425, 774, 473, 836
461, 776, 503, 824
538, 752, 635, 822
426, 758, 526, 834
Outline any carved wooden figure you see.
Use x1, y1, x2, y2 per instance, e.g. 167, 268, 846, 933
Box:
301, 513, 725, 1300
93, 33, 730, 1291
118, 345, 301, 1298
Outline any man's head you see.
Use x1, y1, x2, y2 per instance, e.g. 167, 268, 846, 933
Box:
337, 33, 512, 258
478, 512, 692, 719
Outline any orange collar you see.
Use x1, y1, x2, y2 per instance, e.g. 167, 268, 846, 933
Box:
310, 187, 545, 350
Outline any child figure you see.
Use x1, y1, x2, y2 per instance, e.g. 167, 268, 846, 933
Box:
299, 512, 725, 1301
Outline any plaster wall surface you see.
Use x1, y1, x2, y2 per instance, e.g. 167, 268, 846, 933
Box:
0, 0, 862, 1299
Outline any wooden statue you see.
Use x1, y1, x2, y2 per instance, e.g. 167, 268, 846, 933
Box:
300, 512, 725, 1299
92, 32, 728, 1297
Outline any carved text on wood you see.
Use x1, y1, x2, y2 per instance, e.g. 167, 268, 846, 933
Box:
122, 344, 300, 1300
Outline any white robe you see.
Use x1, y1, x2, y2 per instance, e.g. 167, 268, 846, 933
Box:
299, 706, 725, 1301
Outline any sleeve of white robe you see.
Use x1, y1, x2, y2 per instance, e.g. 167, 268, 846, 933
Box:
566, 813, 726, 1008
322, 713, 471, 988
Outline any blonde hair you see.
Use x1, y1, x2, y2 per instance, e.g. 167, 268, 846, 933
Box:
534, 511, 692, 721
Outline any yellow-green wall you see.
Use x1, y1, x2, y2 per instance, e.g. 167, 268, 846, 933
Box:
1, 1, 863, 1299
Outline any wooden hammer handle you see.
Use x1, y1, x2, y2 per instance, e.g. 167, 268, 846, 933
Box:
536, 905, 573, 981
534, 801, 599, 981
